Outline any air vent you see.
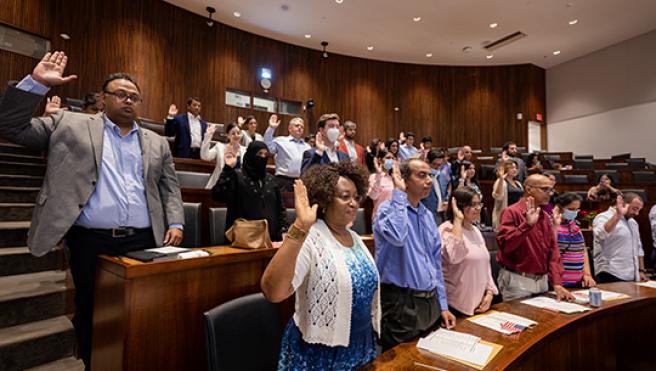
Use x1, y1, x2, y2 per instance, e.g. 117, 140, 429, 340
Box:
483, 31, 527, 51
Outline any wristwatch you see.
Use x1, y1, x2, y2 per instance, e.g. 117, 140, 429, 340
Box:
287, 224, 308, 241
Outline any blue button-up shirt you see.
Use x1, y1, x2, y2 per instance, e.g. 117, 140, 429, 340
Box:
373, 189, 448, 309
398, 144, 418, 161
263, 127, 310, 178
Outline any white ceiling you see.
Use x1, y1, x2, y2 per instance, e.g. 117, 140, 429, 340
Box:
165, 0, 656, 69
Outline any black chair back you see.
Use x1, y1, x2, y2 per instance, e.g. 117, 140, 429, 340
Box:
573, 159, 594, 170
204, 293, 283, 371
177, 171, 210, 189
633, 171, 656, 184
543, 170, 562, 183
564, 174, 589, 184
209, 207, 228, 245
479, 164, 496, 180
181, 202, 202, 248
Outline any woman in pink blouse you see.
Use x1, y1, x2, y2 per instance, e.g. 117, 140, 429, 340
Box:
439, 187, 498, 316
367, 150, 396, 220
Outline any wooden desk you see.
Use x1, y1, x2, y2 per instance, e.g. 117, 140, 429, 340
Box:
90, 246, 277, 371
365, 282, 656, 370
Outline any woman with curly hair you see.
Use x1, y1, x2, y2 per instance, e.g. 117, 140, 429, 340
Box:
261, 161, 380, 370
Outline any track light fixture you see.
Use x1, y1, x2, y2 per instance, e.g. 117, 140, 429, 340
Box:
321, 41, 329, 58
206, 6, 216, 27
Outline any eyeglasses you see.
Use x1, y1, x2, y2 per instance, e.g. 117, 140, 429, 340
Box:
104, 90, 143, 104
336, 194, 363, 204
468, 202, 483, 209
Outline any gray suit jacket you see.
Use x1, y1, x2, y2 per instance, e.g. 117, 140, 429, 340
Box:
0, 86, 184, 257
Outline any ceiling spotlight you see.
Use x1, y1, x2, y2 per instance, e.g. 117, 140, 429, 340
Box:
489, 22, 498, 28
553, 50, 561, 55
321, 41, 329, 58
486, 54, 494, 59
233, 11, 241, 18
426, 53, 433, 57
305, 34, 312, 38
206, 6, 216, 27
60, 33, 71, 40
569, 19, 578, 25
335, 0, 344, 3
413, 17, 421, 22
367, 46, 374, 51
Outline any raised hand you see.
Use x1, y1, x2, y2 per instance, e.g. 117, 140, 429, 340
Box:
293, 179, 318, 231
44, 95, 63, 115
268, 114, 280, 129
391, 161, 406, 192
315, 131, 326, 153
497, 166, 507, 180
525, 196, 541, 226
451, 197, 464, 222
224, 148, 237, 168
501, 151, 510, 161
205, 124, 218, 138
398, 131, 406, 142
457, 149, 465, 161
237, 116, 245, 126
167, 104, 178, 118
615, 194, 628, 216
460, 165, 467, 180
552, 205, 562, 227
373, 157, 383, 174
31, 51, 77, 87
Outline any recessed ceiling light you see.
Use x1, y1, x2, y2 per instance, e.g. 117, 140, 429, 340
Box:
569, 19, 578, 25
233, 11, 241, 18
60, 33, 71, 40
489, 22, 498, 28
426, 53, 433, 57
367, 46, 374, 51
486, 54, 494, 59
335, 0, 343, 3
553, 50, 561, 55
413, 17, 421, 22
305, 34, 312, 39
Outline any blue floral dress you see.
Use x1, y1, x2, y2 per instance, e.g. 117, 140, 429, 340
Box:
277, 240, 378, 370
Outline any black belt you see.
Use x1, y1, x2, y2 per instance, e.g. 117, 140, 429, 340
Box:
500, 264, 545, 280
382, 283, 435, 298
275, 175, 298, 180
74, 225, 151, 238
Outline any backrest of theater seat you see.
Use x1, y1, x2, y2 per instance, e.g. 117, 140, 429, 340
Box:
479, 164, 496, 180
633, 171, 656, 184
181, 202, 202, 248
564, 174, 589, 184
573, 159, 594, 170
543, 154, 561, 161
209, 207, 228, 245
176, 171, 210, 189
543, 170, 562, 183
286, 208, 296, 226
351, 208, 367, 235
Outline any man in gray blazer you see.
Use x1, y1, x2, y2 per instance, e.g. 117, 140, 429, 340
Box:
0, 51, 184, 369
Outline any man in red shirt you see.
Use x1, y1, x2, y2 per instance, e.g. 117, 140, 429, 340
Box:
338, 120, 365, 167
496, 174, 575, 301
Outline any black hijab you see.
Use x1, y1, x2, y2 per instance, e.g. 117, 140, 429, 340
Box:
242, 141, 269, 180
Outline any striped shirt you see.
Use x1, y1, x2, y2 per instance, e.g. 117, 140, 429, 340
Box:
556, 220, 586, 287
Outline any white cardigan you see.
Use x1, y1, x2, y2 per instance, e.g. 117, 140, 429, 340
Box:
200, 134, 247, 189
291, 220, 381, 347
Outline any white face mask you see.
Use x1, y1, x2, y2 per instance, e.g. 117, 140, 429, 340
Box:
326, 127, 340, 143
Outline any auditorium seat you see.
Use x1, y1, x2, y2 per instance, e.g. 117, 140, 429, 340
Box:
564, 174, 589, 184
574, 155, 593, 160
489, 250, 501, 292
489, 147, 502, 154
604, 162, 629, 170
625, 158, 646, 168
479, 164, 496, 180
543, 154, 561, 161
610, 153, 631, 160
286, 208, 296, 227
573, 159, 594, 170
203, 293, 282, 371
351, 208, 367, 235
176, 171, 210, 189
633, 171, 656, 183
181, 202, 202, 248
543, 170, 562, 183
517, 146, 527, 153
209, 207, 228, 245
594, 170, 619, 185
621, 189, 648, 203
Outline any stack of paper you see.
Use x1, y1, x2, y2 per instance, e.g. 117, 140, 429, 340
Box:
468, 311, 537, 334
416, 329, 494, 368
571, 289, 629, 304
636, 281, 656, 289
521, 296, 591, 314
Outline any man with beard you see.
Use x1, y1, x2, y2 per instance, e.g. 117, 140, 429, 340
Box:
338, 120, 365, 166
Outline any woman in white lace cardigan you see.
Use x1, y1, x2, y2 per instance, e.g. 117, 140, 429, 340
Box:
261, 161, 381, 370
200, 122, 246, 189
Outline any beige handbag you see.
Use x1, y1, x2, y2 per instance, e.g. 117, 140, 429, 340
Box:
225, 218, 273, 249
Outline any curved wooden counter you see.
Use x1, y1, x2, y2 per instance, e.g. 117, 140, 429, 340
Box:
365, 282, 656, 370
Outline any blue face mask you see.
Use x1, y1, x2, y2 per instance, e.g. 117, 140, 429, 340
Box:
383, 159, 394, 171
562, 209, 579, 221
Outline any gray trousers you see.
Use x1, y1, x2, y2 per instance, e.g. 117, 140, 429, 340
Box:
498, 267, 548, 302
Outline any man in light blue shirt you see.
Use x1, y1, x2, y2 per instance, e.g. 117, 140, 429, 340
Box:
397, 131, 418, 161
263, 114, 310, 192
374, 158, 456, 350
0, 51, 184, 369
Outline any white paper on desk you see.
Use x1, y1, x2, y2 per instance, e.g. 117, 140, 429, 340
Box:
521, 296, 591, 314
145, 246, 190, 254
571, 289, 628, 304
416, 329, 492, 367
468, 311, 537, 334
636, 281, 656, 289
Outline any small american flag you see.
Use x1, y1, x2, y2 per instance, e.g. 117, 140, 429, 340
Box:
500, 321, 527, 333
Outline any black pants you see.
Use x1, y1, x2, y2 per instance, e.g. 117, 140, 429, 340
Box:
380, 284, 441, 351
189, 147, 201, 159
275, 175, 297, 193
65, 226, 156, 370
595, 271, 624, 283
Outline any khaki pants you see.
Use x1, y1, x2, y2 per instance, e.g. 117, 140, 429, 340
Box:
498, 268, 548, 302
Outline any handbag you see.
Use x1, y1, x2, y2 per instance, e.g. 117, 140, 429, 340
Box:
225, 218, 273, 249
